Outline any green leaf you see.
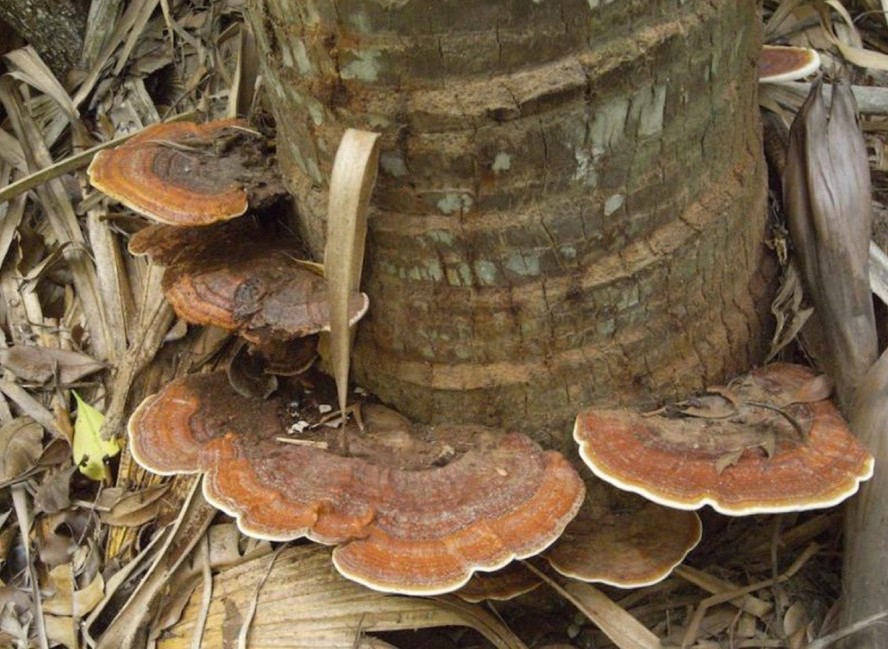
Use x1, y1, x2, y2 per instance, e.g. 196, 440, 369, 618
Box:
72, 392, 118, 481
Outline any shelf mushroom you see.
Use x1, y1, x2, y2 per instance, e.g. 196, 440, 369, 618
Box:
128, 371, 585, 595
87, 119, 280, 226
544, 496, 702, 588
161, 241, 368, 349
89, 119, 369, 377
759, 45, 821, 83
573, 364, 874, 515
456, 563, 541, 603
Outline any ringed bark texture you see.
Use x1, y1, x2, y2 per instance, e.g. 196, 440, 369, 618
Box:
248, 0, 771, 443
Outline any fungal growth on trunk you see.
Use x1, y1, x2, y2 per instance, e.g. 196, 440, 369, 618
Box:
128, 371, 586, 595
158, 230, 368, 348
96, 120, 576, 595
573, 364, 874, 515
544, 495, 702, 588
456, 563, 541, 603
89, 119, 369, 380
759, 45, 821, 83
87, 119, 281, 226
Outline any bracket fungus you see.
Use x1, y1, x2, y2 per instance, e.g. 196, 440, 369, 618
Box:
545, 496, 702, 588
456, 563, 541, 603
87, 119, 281, 226
126, 194, 368, 372
128, 371, 585, 595
759, 45, 821, 83
573, 364, 874, 515
161, 240, 369, 348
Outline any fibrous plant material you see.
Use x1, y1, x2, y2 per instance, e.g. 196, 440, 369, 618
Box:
87, 119, 281, 226
783, 80, 877, 410
127, 372, 585, 595
842, 350, 888, 644
573, 363, 873, 515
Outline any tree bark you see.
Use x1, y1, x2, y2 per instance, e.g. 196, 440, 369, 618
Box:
0, 0, 85, 79
247, 0, 772, 443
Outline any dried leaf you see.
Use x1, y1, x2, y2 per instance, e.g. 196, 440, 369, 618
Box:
207, 522, 271, 568
783, 79, 877, 410
97, 483, 171, 527
162, 544, 527, 649
43, 614, 78, 649
0, 345, 106, 385
767, 263, 813, 360
788, 373, 833, 404
33, 466, 77, 514
563, 581, 661, 649
71, 391, 118, 481
325, 129, 380, 421
759, 431, 777, 459
715, 449, 744, 475
0, 417, 43, 480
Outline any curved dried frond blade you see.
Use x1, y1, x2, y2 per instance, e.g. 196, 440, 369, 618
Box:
783, 80, 877, 409
325, 129, 380, 419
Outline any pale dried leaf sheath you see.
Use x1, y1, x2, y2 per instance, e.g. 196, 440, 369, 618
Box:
783, 80, 877, 410
842, 349, 888, 641
325, 129, 381, 418
0, 78, 113, 360
160, 545, 528, 649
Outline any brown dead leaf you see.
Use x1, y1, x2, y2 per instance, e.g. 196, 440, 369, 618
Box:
33, 466, 77, 514
43, 564, 105, 649
36, 511, 90, 568
0, 594, 33, 647
0, 345, 106, 385
759, 431, 777, 459
43, 563, 105, 618
206, 522, 271, 569
0, 417, 43, 480
43, 614, 78, 649
97, 483, 172, 527
787, 373, 833, 405
715, 449, 745, 475
784, 79, 877, 409
767, 263, 813, 361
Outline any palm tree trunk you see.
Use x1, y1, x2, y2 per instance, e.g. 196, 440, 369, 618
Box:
247, 0, 772, 442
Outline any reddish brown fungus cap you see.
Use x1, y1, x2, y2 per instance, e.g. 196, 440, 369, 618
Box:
162, 243, 368, 346
573, 363, 874, 515
456, 563, 541, 603
544, 496, 701, 588
759, 45, 821, 83
88, 119, 266, 226
130, 218, 367, 345
128, 372, 585, 595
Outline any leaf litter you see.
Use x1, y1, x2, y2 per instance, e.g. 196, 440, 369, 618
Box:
1, 0, 887, 647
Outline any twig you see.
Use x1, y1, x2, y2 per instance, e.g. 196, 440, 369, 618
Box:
807, 610, 888, 649
680, 543, 819, 647
237, 545, 285, 649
